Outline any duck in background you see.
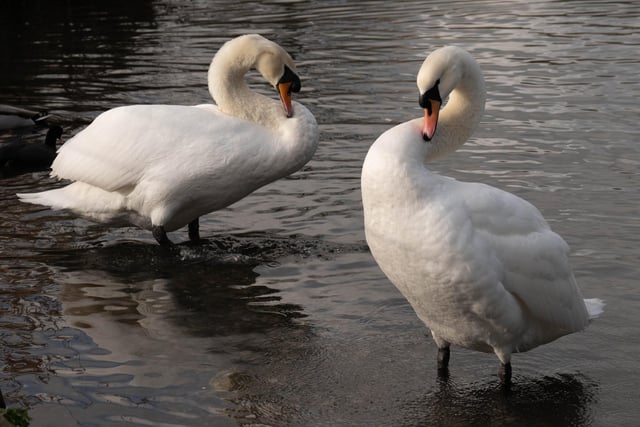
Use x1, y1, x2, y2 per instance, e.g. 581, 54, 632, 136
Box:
0, 125, 63, 178
0, 105, 50, 131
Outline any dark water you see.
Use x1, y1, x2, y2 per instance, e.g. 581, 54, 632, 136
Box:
1, 1, 638, 425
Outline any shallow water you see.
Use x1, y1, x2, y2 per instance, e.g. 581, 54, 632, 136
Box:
1, 0, 639, 425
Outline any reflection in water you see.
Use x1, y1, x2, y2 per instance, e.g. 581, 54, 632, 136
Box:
0, 0, 156, 118
0, 0, 638, 425
31, 240, 317, 425
206, 320, 600, 426
410, 374, 597, 426
51, 240, 309, 338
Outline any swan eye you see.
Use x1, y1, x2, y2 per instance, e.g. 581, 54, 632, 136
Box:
419, 80, 442, 114
278, 65, 301, 93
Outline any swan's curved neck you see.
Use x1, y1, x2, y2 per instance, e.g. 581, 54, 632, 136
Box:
207, 44, 280, 127
426, 66, 485, 161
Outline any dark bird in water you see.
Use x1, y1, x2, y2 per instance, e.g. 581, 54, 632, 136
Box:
0, 104, 50, 130
0, 125, 63, 177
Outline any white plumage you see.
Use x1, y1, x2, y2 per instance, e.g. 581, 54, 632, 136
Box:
19, 34, 318, 244
361, 46, 603, 381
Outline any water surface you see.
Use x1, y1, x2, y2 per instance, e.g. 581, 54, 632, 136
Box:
1, 1, 638, 425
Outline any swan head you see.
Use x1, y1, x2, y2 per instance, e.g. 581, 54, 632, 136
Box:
252, 36, 301, 118
416, 46, 473, 141
269, 63, 301, 118
210, 34, 303, 119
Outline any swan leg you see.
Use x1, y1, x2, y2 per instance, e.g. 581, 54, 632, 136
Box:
494, 348, 512, 385
437, 346, 451, 380
152, 225, 173, 246
188, 218, 200, 242
437, 346, 450, 371
499, 362, 512, 384
431, 331, 450, 374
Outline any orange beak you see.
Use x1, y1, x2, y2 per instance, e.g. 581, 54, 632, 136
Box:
422, 99, 441, 141
277, 82, 294, 117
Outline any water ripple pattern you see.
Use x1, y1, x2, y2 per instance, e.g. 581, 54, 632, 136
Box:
0, 0, 638, 425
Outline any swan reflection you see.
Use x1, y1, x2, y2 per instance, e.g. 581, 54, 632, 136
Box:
408, 373, 597, 426
49, 242, 306, 391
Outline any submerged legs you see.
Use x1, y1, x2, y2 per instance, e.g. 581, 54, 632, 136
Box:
499, 362, 512, 384
151, 218, 201, 246
433, 341, 513, 386
495, 348, 512, 386
437, 346, 450, 380
152, 225, 172, 246
432, 332, 451, 379
431, 331, 451, 376
188, 218, 200, 242
437, 346, 450, 372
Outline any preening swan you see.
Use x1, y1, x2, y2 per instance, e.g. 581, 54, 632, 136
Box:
19, 34, 318, 245
361, 46, 603, 382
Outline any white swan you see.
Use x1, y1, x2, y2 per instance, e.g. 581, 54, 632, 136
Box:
361, 46, 603, 382
19, 34, 318, 245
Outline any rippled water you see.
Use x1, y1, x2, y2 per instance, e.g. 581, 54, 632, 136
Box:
1, 0, 638, 425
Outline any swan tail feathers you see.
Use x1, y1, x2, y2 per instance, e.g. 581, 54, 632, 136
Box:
18, 182, 127, 215
584, 298, 605, 321
19, 188, 71, 210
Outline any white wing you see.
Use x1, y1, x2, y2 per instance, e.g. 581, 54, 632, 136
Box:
51, 104, 272, 193
456, 180, 589, 332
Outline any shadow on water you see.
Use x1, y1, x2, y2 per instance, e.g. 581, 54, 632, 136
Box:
34, 233, 365, 343
406, 373, 598, 427
0, 234, 363, 424
40, 234, 359, 338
